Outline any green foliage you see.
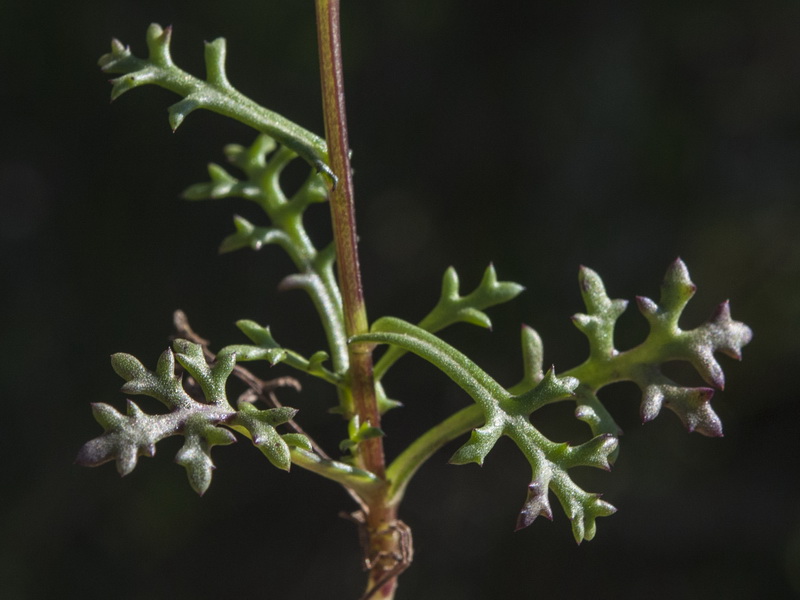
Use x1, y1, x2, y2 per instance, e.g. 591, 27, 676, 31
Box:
182, 132, 348, 379
76, 340, 302, 494
99, 23, 334, 183
356, 260, 751, 540
356, 318, 617, 542
340, 415, 385, 453
563, 260, 753, 437
373, 265, 525, 380
81, 20, 754, 596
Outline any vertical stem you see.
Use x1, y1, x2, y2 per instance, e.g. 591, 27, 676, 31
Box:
315, 2, 406, 599
315, 0, 384, 479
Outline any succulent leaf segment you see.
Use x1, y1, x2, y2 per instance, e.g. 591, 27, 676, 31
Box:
82, 25, 752, 545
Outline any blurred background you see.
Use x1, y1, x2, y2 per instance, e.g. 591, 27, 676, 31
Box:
2, 1, 799, 598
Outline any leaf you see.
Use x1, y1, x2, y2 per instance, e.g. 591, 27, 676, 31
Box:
507, 325, 545, 395
339, 414, 386, 453
354, 317, 618, 542
76, 400, 159, 477
182, 164, 260, 202
111, 350, 190, 409
374, 265, 524, 380
516, 481, 553, 531
565, 259, 752, 436
230, 402, 296, 470
218, 216, 291, 254
230, 319, 340, 384
175, 133, 347, 379
78, 341, 301, 494
572, 266, 629, 360
422, 264, 525, 332
636, 368, 721, 436
175, 414, 237, 495
173, 339, 236, 406
281, 433, 313, 452
99, 24, 333, 182
629, 262, 751, 432
224, 319, 288, 366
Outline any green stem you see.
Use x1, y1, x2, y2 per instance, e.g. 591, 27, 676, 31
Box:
290, 447, 382, 503
256, 150, 349, 373
561, 336, 663, 391
273, 216, 349, 374
386, 404, 482, 504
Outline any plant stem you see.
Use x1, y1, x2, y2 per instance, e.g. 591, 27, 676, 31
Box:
314, 2, 403, 598
315, 0, 384, 478
386, 404, 482, 504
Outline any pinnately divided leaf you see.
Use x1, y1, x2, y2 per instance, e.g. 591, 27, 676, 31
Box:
564, 259, 752, 437
229, 319, 341, 385
229, 402, 298, 471
354, 317, 618, 542
89, 21, 756, 559
421, 265, 525, 332
179, 132, 349, 378
99, 24, 334, 183
184, 136, 328, 220
373, 265, 524, 380
77, 339, 303, 495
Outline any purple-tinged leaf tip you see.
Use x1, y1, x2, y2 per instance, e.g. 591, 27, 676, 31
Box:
516, 481, 553, 531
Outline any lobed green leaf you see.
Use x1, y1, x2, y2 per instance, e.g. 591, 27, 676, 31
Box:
111, 350, 190, 409
78, 342, 302, 494
565, 259, 752, 436
176, 414, 237, 495
231, 320, 340, 384
572, 266, 629, 360
173, 339, 236, 406
374, 265, 524, 380
230, 402, 297, 471
355, 317, 617, 542
99, 24, 333, 182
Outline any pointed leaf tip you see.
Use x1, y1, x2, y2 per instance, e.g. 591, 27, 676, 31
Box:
578, 265, 600, 292
666, 257, 690, 281
449, 427, 501, 466
516, 481, 553, 531
660, 259, 696, 310
168, 97, 202, 131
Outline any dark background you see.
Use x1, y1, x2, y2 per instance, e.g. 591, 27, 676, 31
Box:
2, 1, 799, 598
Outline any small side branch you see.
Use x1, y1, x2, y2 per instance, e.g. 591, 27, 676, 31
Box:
174, 310, 321, 459
173, 309, 373, 511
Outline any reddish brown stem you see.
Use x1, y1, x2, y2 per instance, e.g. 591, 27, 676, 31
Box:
315, 0, 384, 478
315, 2, 409, 598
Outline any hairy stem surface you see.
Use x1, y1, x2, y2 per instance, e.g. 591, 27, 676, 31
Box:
315, 1, 401, 598
315, 0, 383, 476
